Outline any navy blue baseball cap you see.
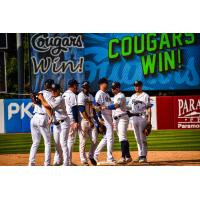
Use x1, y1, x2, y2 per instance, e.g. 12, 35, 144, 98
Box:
134, 80, 143, 86
45, 79, 54, 87
112, 82, 121, 89
81, 81, 90, 88
98, 78, 108, 85
51, 83, 61, 91
68, 79, 79, 87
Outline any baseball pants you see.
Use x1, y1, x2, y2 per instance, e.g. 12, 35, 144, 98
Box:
67, 118, 78, 165
53, 118, 70, 166
115, 116, 129, 142
94, 114, 114, 162
130, 117, 147, 157
78, 119, 98, 163
29, 113, 51, 166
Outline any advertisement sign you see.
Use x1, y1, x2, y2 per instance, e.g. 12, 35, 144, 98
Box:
4, 99, 33, 133
30, 33, 200, 92
0, 96, 158, 134
174, 96, 200, 129
156, 96, 200, 129
30, 33, 85, 92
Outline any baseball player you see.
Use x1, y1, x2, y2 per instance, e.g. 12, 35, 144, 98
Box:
62, 79, 79, 165
102, 82, 132, 164
38, 84, 70, 166
93, 78, 115, 164
77, 81, 98, 166
128, 80, 151, 163
28, 79, 54, 166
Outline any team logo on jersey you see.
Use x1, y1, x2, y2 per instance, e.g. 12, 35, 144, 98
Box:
105, 96, 111, 102
132, 100, 146, 112
132, 100, 143, 105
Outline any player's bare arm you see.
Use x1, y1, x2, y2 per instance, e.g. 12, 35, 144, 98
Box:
92, 101, 104, 124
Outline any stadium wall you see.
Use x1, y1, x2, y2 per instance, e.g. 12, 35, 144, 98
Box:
0, 95, 199, 134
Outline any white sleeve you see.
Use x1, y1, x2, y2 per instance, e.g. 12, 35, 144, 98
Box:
78, 93, 85, 106
48, 97, 62, 109
69, 94, 77, 107
145, 94, 150, 107
116, 94, 125, 105
95, 92, 103, 105
127, 96, 133, 110
128, 96, 133, 107
90, 94, 94, 102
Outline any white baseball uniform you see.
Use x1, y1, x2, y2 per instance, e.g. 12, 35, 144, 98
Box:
113, 92, 129, 142
78, 91, 98, 163
128, 92, 150, 157
48, 95, 70, 166
94, 90, 114, 162
62, 89, 78, 165
29, 90, 52, 166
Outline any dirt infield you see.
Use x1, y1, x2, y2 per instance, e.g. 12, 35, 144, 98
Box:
0, 151, 200, 166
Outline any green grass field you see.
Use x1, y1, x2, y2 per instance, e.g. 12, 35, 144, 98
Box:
0, 130, 200, 154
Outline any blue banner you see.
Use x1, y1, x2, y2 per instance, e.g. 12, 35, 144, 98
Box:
4, 99, 33, 133
30, 33, 200, 92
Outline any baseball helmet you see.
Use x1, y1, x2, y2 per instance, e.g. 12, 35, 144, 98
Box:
68, 79, 79, 87
98, 78, 108, 85
45, 79, 54, 89
133, 80, 143, 86
112, 82, 121, 89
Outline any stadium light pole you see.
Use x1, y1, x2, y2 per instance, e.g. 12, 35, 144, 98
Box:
17, 33, 24, 97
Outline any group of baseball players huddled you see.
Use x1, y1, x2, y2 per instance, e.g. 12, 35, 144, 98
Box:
28, 78, 152, 166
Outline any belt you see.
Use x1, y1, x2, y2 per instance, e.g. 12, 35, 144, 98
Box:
53, 119, 65, 126
114, 112, 143, 120
113, 113, 128, 120
35, 112, 45, 115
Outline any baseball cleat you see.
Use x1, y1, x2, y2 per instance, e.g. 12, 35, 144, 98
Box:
135, 156, 141, 162
69, 162, 76, 166
89, 158, 97, 166
139, 157, 147, 163
28, 162, 35, 166
125, 157, 133, 163
106, 159, 117, 165
117, 157, 126, 164
81, 161, 89, 166
62, 162, 70, 166
53, 162, 61, 166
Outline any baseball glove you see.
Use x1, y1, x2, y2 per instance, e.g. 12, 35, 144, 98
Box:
97, 123, 106, 135
143, 123, 152, 136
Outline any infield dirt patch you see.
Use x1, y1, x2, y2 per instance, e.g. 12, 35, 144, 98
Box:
0, 151, 200, 166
